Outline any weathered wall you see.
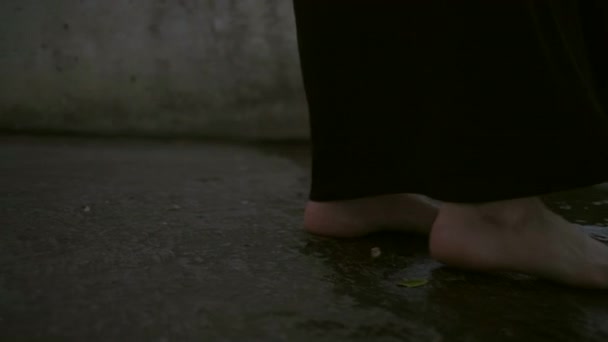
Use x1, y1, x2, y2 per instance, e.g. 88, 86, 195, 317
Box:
0, 0, 308, 140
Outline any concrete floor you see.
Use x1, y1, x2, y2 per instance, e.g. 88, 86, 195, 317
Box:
1, 136, 608, 341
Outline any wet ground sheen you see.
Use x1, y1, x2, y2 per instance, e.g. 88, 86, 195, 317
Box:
1, 136, 607, 341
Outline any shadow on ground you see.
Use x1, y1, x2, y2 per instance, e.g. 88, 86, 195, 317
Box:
1, 136, 607, 341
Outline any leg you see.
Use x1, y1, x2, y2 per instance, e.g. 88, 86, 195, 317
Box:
294, 0, 440, 236
427, 0, 608, 288
293, 0, 608, 287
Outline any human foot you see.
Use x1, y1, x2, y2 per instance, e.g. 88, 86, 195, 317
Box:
430, 197, 608, 288
304, 194, 439, 238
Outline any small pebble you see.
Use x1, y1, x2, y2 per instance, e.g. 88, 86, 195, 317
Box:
370, 247, 382, 259
83, 206, 91, 212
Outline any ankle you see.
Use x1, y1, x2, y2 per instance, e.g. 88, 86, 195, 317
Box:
303, 195, 439, 237
304, 201, 369, 237
442, 197, 546, 228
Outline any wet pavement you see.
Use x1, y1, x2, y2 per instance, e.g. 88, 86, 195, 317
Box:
1, 136, 608, 341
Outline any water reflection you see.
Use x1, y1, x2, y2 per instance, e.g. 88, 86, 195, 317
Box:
301, 229, 608, 341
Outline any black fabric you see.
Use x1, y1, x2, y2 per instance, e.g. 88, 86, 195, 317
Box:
293, 0, 608, 203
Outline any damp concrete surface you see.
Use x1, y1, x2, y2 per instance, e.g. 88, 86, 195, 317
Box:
1, 136, 608, 341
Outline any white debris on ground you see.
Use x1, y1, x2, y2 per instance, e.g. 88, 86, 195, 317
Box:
370, 247, 381, 259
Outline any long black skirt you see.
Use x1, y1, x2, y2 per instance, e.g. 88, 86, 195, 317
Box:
293, 0, 608, 203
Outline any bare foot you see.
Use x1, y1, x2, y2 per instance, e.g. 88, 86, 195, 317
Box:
430, 197, 608, 288
304, 194, 439, 237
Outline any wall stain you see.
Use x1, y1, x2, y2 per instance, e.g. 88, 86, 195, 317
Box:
52, 49, 79, 73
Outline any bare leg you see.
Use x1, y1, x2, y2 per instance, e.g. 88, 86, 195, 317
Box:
304, 194, 438, 237
430, 197, 608, 288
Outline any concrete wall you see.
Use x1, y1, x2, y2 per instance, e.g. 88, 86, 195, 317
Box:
0, 0, 309, 140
